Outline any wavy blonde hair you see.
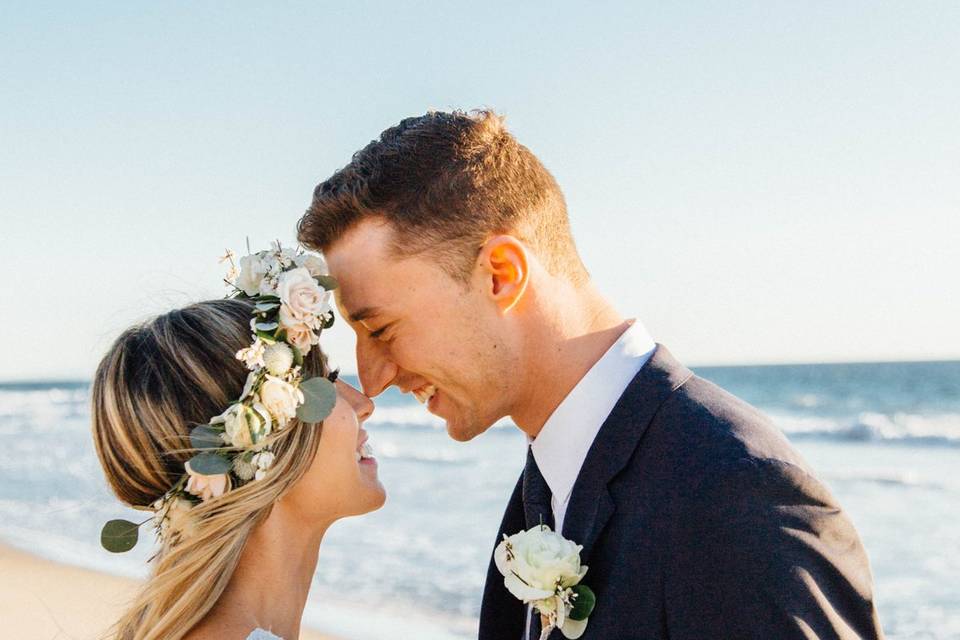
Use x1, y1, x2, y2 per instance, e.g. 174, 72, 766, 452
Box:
91, 299, 328, 640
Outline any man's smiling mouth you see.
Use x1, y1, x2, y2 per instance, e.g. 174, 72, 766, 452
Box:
412, 384, 437, 404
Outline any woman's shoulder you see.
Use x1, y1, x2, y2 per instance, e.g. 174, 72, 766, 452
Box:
246, 630, 284, 640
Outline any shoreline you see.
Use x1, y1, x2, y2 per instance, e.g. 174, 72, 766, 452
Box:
0, 542, 340, 640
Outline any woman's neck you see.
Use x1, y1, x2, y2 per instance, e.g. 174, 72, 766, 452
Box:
202, 505, 329, 639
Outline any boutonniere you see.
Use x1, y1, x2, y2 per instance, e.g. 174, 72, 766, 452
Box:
494, 524, 596, 639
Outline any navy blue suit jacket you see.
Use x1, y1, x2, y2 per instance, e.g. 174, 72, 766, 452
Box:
478, 345, 884, 639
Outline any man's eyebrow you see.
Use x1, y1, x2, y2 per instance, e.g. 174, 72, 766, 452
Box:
348, 306, 381, 323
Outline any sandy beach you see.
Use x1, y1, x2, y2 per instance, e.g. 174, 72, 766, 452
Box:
0, 543, 339, 640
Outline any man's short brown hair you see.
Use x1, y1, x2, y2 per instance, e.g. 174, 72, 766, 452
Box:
297, 109, 587, 283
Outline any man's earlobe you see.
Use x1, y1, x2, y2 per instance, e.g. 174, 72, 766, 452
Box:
480, 236, 529, 314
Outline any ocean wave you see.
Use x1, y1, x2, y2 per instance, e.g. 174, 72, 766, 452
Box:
366, 405, 514, 430
367, 405, 446, 428
822, 470, 951, 490
372, 441, 470, 465
774, 411, 960, 447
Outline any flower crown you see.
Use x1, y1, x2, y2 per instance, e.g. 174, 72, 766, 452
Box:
100, 242, 341, 553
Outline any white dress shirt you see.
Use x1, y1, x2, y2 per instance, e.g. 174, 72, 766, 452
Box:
530, 319, 656, 533
522, 320, 655, 639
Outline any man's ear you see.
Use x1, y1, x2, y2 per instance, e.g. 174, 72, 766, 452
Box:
478, 235, 529, 314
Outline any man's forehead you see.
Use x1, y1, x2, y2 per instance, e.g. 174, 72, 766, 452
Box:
334, 284, 384, 324
326, 218, 396, 266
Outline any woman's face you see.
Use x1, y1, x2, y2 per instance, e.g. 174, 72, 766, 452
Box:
288, 379, 385, 520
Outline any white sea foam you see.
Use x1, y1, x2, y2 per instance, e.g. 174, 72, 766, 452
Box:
773, 411, 960, 447
366, 404, 514, 430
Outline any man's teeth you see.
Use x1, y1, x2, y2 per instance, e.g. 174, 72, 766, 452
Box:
355, 442, 374, 462
413, 384, 437, 404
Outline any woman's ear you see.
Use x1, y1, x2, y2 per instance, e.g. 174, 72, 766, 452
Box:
477, 235, 529, 314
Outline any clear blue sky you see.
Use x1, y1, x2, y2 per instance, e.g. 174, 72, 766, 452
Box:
2, 1, 958, 380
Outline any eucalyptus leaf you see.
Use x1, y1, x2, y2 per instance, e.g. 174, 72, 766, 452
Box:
187, 452, 232, 475
254, 321, 279, 331
315, 274, 339, 291
101, 519, 140, 553
190, 425, 222, 450
296, 376, 337, 423
255, 301, 280, 312
255, 295, 280, 302
569, 584, 596, 621
322, 314, 335, 330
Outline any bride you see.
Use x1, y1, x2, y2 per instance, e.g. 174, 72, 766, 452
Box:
90, 246, 384, 640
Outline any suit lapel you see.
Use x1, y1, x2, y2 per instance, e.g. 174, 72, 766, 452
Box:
479, 473, 528, 640
562, 345, 693, 561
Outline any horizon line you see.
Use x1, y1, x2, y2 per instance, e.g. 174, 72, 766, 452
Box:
3, 355, 959, 386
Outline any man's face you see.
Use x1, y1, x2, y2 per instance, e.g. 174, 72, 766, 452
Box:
324, 219, 516, 441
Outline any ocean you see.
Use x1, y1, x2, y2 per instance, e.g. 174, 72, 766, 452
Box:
1, 360, 958, 639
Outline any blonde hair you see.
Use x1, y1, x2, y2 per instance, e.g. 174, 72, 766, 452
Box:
91, 299, 328, 640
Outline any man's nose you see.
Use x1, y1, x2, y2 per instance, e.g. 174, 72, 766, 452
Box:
356, 340, 399, 397
340, 381, 375, 423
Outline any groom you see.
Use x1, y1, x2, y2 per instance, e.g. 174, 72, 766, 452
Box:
297, 110, 884, 639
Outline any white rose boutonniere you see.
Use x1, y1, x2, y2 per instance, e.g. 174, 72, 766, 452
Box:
494, 524, 596, 639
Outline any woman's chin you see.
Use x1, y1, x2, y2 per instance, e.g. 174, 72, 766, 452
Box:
355, 466, 387, 513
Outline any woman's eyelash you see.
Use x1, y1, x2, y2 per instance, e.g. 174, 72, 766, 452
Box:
326, 368, 340, 383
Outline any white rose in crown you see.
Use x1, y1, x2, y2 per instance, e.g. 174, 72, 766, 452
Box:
278, 267, 332, 321
494, 525, 596, 640
294, 252, 329, 277
236, 254, 269, 297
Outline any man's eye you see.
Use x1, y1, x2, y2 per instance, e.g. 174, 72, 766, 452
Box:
369, 325, 391, 340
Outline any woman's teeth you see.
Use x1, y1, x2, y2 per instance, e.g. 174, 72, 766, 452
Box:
355, 441, 374, 462
413, 384, 437, 404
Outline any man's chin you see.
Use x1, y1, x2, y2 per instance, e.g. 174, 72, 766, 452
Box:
444, 416, 492, 442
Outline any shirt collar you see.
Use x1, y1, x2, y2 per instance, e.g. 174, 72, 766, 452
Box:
530, 320, 656, 508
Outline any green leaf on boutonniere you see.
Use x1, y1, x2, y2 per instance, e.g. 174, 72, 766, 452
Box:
189, 425, 222, 450
569, 584, 596, 621
101, 519, 140, 553
296, 376, 337, 423
315, 275, 338, 291
187, 452, 232, 475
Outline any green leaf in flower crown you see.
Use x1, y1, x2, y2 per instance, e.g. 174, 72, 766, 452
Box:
315, 274, 339, 291
569, 584, 596, 621
296, 376, 337, 423
255, 301, 280, 312
290, 344, 304, 367
255, 294, 280, 303
254, 321, 279, 332
187, 452, 232, 475
189, 425, 222, 450
322, 313, 335, 330
101, 519, 140, 553
255, 329, 277, 344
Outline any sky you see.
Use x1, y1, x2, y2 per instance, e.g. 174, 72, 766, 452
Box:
2, 1, 958, 381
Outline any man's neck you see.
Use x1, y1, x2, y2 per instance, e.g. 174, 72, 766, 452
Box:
511, 284, 627, 438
